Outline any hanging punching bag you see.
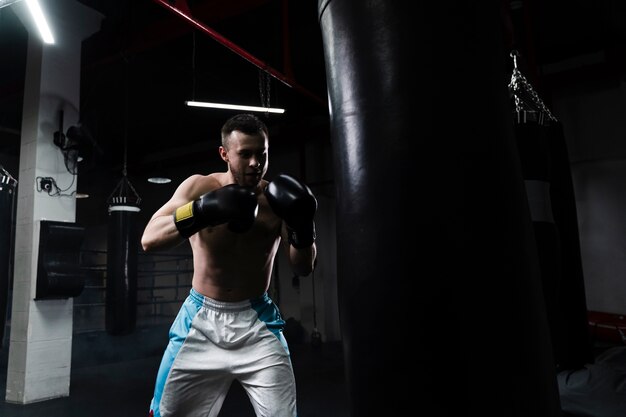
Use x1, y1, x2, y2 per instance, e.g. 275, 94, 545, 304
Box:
0, 170, 16, 347
106, 194, 141, 335
319, 1, 562, 416
510, 54, 592, 371
548, 121, 593, 370
318, 2, 412, 414
514, 115, 592, 372
514, 113, 565, 367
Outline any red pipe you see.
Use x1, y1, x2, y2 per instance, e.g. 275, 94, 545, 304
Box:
152, 0, 326, 107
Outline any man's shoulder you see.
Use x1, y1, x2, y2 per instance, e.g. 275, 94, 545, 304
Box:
178, 173, 223, 198
184, 172, 222, 185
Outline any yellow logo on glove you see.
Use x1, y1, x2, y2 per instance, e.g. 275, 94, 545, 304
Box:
175, 202, 194, 222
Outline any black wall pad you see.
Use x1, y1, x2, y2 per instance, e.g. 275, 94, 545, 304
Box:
36, 220, 85, 300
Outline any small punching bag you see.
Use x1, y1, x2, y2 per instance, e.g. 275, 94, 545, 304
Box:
0, 167, 16, 347
106, 175, 141, 335
509, 52, 592, 371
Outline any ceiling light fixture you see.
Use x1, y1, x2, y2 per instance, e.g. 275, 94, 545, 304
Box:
24, 0, 54, 44
147, 164, 172, 184
184, 32, 284, 115
147, 176, 172, 184
185, 101, 285, 114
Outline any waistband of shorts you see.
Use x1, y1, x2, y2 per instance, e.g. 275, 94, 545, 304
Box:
189, 288, 270, 312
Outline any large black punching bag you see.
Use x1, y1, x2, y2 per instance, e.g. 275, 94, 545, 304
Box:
106, 190, 141, 335
0, 169, 16, 347
514, 114, 565, 365
319, 2, 561, 416
318, 2, 411, 414
547, 121, 592, 370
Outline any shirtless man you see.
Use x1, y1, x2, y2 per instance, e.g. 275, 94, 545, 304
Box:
141, 113, 317, 417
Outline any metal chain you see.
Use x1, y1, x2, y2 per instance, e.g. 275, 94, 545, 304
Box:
265, 73, 271, 108
192, 31, 196, 101
258, 69, 271, 109
106, 176, 141, 206
508, 51, 557, 122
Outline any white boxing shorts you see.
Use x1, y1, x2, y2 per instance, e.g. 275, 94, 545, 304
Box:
149, 288, 297, 417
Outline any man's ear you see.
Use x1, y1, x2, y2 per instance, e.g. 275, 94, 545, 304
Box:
219, 146, 228, 162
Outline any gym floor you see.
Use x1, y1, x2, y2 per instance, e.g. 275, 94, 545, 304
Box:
0, 340, 349, 417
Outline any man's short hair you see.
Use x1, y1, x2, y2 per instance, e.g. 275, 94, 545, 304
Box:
221, 114, 269, 148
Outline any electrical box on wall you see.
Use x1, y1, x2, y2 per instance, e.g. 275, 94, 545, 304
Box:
35, 220, 85, 300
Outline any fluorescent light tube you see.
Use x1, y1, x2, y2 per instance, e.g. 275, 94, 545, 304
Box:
25, 0, 54, 44
0, 0, 23, 10
186, 101, 285, 114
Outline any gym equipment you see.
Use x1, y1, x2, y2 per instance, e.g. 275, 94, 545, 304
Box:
174, 184, 258, 237
35, 220, 85, 300
105, 176, 141, 335
510, 51, 592, 371
264, 174, 317, 249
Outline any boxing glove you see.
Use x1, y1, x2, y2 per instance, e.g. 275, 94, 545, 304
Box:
173, 184, 258, 238
264, 174, 317, 249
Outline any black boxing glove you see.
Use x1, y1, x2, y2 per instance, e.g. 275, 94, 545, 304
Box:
264, 174, 317, 249
173, 184, 258, 238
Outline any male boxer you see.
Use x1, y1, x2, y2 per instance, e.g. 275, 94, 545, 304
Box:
141, 113, 317, 417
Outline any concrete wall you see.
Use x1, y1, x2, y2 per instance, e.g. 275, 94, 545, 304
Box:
552, 76, 626, 315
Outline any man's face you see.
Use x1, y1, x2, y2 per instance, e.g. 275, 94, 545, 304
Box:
220, 130, 268, 188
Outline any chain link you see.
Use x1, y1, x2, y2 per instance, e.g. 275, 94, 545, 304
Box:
508, 51, 557, 122
258, 70, 271, 109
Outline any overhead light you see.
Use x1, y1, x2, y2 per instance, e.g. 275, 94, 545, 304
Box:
0, 0, 23, 9
147, 164, 172, 184
24, 0, 54, 44
185, 101, 285, 114
75, 192, 89, 199
147, 176, 172, 184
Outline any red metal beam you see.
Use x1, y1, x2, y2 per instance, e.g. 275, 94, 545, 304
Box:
152, 0, 326, 107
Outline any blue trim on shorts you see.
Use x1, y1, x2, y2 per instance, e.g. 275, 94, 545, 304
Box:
150, 290, 202, 417
251, 294, 288, 353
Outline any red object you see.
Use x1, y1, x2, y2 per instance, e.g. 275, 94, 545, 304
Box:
152, 0, 326, 107
588, 310, 626, 344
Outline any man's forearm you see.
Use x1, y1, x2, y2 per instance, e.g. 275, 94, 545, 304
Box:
289, 243, 317, 276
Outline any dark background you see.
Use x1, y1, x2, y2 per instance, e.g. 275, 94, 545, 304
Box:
0, 0, 330, 221
3, 0, 626, 193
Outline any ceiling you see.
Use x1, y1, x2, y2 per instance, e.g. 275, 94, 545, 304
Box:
3, 1, 626, 197
0, 0, 330, 191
